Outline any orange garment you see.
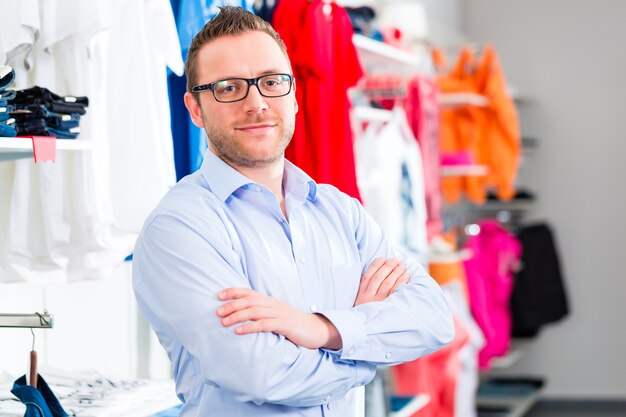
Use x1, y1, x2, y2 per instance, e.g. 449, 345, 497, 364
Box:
429, 261, 469, 302
474, 45, 520, 200
434, 46, 520, 203
436, 48, 487, 204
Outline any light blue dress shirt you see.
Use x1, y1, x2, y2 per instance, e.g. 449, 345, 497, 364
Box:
132, 149, 454, 417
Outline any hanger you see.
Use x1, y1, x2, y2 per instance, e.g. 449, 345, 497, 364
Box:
29, 328, 38, 387
322, 0, 333, 19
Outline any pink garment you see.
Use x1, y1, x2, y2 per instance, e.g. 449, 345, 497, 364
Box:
440, 150, 473, 166
462, 220, 522, 370
403, 76, 443, 240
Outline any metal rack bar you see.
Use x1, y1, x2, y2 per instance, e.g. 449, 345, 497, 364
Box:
0, 311, 54, 328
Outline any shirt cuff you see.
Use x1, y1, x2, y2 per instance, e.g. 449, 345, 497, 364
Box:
355, 360, 377, 387
317, 309, 366, 360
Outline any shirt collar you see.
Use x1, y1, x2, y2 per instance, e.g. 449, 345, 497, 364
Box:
200, 149, 317, 203
284, 159, 317, 202
200, 149, 253, 202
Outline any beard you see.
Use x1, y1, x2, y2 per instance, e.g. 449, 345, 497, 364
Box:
203, 115, 294, 169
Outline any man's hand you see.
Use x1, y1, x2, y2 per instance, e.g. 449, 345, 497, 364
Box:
354, 257, 410, 306
216, 288, 342, 350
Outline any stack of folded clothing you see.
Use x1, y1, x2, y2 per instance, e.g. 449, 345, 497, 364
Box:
0, 65, 17, 137
10, 86, 89, 139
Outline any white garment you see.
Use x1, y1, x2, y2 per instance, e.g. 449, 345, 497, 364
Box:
0, 0, 39, 69
442, 281, 485, 417
354, 107, 428, 263
0, 0, 46, 283
106, 0, 183, 234
0, 0, 181, 282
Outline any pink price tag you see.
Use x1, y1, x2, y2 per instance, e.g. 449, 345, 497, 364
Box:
17, 136, 57, 162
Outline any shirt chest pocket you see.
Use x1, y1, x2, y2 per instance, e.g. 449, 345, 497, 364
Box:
330, 263, 362, 309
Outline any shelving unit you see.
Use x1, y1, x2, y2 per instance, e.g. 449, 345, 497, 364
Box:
443, 199, 536, 213
439, 92, 489, 107
440, 164, 489, 177
352, 106, 393, 122
477, 377, 545, 417
0, 137, 93, 161
352, 34, 430, 75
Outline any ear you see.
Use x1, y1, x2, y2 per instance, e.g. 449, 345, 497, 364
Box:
184, 92, 205, 128
292, 79, 298, 114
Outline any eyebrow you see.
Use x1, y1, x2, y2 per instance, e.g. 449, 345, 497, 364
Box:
213, 69, 289, 80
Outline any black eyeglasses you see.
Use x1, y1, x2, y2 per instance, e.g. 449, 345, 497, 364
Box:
191, 73, 294, 103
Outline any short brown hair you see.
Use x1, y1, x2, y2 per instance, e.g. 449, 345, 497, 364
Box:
185, 6, 290, 95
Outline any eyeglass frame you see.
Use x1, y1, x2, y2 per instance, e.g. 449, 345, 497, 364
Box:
191, 73, 295, 103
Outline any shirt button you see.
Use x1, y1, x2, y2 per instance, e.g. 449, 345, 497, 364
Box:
300, 257, 306, 264
385, 352, 392, 359
309, 304, 318, 313
326, 402, 332, 410
324, 395, 331, 403
348, 348, 355, 355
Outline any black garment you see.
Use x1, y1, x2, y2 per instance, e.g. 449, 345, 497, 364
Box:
12, 86, 88, 115
511, 223, 569, 337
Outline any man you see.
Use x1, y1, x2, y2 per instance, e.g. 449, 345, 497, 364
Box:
132, 6, 454, 417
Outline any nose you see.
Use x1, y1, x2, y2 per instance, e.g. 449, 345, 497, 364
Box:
242, 84, 268, 114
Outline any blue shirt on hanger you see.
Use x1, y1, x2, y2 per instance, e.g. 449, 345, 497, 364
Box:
132, 149, 454, 417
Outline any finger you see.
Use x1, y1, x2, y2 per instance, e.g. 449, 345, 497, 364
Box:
221, 306, 275, 327
390, 271, 411, 293
367, 258, 401, 294
217, 288, 256, 301
217, 291, 275, 317
234, 319, 278, 335
376, 263, 407, 297
216, 297, 253, 317
359, 257, 386, 291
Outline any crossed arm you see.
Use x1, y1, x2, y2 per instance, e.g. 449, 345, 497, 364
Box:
216, 257, 409, 350
134, 203, 454, 406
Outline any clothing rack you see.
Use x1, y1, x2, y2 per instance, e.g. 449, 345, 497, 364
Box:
0, 311, 54, 328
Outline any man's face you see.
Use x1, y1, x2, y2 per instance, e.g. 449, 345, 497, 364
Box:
185, 31, 297, 169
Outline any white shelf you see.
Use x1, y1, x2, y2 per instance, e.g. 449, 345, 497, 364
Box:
389, 394, 430, 417
439, 92, 489, 107
352, 34, 431, 76
440, 164, 488, 177
0, 137, 93, 161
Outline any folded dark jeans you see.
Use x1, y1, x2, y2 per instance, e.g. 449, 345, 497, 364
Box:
0, 89, 16, 101
47, 116, 80, 129
15, 124, 79, 139
0, 105, 13, 121
12, 104, 81, 128
0, 121, 17, 137
47, 126, 78, 139
0, 66, 15, 90
15, 118, 47, 130
13, 86, 88, 115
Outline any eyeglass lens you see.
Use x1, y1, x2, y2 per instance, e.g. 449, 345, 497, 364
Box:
213, 74, 291, 102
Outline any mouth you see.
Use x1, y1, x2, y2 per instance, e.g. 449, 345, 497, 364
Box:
236, 123, 277, 133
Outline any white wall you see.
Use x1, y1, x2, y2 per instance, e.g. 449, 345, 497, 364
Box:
0, 262, 140, 380
462, 0, 626, 398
